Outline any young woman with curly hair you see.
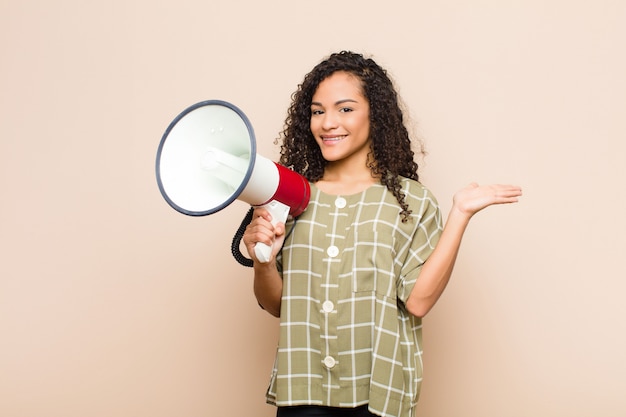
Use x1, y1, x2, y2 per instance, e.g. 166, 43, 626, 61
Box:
243, 51, 522, 417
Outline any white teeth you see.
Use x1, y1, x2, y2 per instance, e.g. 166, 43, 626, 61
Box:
324, 135, 345, 141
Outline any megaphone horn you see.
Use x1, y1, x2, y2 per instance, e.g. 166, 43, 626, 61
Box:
155, 100, 310, 263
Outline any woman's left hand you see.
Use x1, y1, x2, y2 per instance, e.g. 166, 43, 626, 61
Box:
452, 183, 523, 218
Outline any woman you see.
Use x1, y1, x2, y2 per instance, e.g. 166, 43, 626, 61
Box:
243, 51, 521, 417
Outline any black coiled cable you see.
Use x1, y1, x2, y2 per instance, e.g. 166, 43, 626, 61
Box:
231, 207, 254, 267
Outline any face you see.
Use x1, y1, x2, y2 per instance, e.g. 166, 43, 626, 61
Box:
310, 71, 371, 170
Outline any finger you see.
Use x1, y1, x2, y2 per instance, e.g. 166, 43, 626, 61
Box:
253, 207, 274, 223
499, 186, 523, 198
244, 221, 275, 247
247, 225, 276, 244
274, 222, 287, 236
493, 194, 521, 204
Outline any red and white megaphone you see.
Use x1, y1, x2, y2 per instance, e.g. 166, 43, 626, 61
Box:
155, 100, 310, 263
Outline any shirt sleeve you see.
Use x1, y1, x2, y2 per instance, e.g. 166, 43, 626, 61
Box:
397, 188, 443, 304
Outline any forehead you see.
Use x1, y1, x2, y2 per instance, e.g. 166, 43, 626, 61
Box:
312, 71, 365, 102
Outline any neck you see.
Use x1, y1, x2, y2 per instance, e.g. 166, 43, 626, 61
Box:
315, 165, 378, 195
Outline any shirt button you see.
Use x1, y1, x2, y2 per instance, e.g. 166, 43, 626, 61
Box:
323, 356, 336, 369
327, 246, 339, 257
335, 197, 346, 208
322, 300, 334, 313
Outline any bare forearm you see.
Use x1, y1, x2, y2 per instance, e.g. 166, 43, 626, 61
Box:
253, 263, 283, 317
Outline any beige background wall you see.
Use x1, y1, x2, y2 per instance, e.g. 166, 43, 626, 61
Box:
1, 1, 625, 416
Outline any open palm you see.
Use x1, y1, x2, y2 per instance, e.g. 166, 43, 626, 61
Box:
453, 183, 523, 217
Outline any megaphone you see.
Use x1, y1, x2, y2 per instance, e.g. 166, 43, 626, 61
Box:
155, 100, 310, 263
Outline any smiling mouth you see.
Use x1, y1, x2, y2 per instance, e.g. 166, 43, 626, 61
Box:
322, 135, 346, 142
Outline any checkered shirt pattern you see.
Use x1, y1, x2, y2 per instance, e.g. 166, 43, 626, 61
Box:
266, 178, 442, 417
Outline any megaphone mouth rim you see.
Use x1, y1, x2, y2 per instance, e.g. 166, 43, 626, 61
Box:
155, 99, 257, 216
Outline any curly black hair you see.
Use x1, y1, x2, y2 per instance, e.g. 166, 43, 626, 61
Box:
278, 51, 420, 222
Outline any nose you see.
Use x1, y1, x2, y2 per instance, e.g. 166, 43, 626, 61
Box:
321, 112, 338, 130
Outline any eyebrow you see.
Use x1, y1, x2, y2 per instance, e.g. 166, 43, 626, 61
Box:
311, 99, 359, 106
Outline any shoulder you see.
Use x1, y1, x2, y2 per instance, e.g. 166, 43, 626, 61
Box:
398, 177, 439, 205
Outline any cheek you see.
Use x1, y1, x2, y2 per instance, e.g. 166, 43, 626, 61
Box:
353, 116, 370, 136
309, 118, 322, 135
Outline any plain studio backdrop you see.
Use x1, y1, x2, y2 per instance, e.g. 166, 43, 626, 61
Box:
1, 1, 625, 416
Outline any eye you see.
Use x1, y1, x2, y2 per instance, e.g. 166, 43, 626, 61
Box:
311, 108, 324, 116
339, 107, 353, 113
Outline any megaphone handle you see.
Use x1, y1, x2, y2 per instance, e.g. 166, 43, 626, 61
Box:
254, 200, 290, 263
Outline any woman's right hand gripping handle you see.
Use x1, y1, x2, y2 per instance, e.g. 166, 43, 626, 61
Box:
242, 206, 287, 264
